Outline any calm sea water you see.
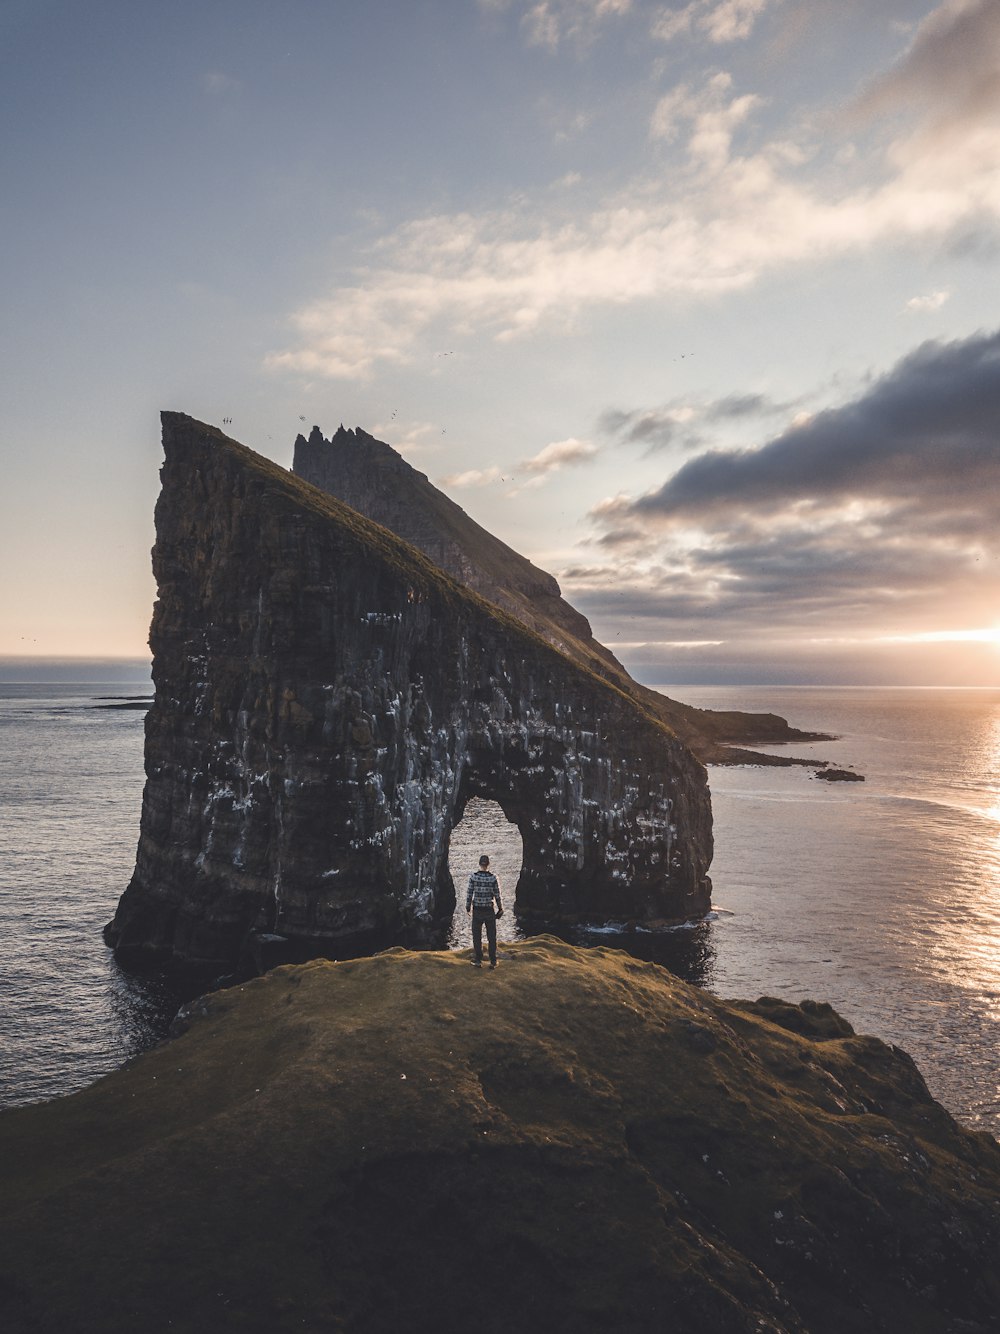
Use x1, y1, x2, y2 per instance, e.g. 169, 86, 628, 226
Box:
1, 681, 998, 1138
0, 682, 185, 1108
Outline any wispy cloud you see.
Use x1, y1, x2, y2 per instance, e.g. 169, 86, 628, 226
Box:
649, 71, 763, 169
267, 2, 1000, 380
440, 465, 503, 488
906, 289, 951, 313
700, 0, 771, 43
600, 391, 795, 452
521, 436, 598, 473
480, 0, 634, 49
651, 0, 774, 45
854, 0, 1000, 135
485, 0, 772, 48
440, 435, 597, 495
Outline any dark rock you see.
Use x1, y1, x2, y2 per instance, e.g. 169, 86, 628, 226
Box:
104, 414, 713, 972
293, 426, 833, 764
815, 768, 866, 782
733, 997, 857, 1040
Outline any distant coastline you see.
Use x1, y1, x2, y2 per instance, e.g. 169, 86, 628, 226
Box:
0, 657, 152, 684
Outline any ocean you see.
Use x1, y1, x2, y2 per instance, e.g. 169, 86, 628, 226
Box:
1, 679, 998, 1138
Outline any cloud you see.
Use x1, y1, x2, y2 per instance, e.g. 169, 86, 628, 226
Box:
627, 328, 1000, 521
600, 391, 793, 452
704, 391, 793, 419
489, 0, 770, 48
906, 289, 951, 313
651, 0, 774, 45
376, 421, 445, 458
440, 466, 502, 488
850, 1, 1000, 197
649, 71, 764, 169
521, 436, 599, 473
700, 0, 771, 43
600, 406, 694, 450
577, 328, 1000, 642
484, 0, 633, 49
267, 7, 1000, 379
444, 436, 601, 498
855, 0, 1000, 133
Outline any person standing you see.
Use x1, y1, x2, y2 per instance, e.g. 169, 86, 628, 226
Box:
466, 854, 503, 968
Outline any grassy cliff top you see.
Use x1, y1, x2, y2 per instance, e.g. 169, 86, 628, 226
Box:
2, 937, 998, 1333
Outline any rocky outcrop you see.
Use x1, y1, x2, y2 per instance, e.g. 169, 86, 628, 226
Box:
294, 425, 831, 764
3, 938, 999, 1333
104, 414, 712, 971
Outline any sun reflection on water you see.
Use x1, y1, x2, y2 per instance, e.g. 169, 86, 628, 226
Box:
926, 707, 1000, 1011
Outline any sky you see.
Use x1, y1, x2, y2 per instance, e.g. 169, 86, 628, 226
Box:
2, 0, 1000, 686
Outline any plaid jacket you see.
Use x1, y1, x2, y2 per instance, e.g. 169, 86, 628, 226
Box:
466, 869, 502, 913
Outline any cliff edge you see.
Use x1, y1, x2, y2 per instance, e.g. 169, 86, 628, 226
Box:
2, 939, 998, 1333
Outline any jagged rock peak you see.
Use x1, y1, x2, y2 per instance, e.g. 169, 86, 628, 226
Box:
297, 423, 432, 481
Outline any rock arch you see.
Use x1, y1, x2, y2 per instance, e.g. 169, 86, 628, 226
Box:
106, 414, 713, 971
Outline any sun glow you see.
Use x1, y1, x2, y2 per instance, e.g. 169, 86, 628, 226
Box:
878, 628, 1000, 648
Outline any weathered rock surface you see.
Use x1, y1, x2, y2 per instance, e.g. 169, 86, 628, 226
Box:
3, 938, 998, 1333
105, 414, 712, 971
294, 425, 831, 764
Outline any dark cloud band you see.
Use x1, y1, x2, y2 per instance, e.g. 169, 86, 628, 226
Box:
629, 329, 1000, 521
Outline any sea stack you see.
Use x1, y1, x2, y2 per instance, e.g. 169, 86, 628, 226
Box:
105, 414, 712, 971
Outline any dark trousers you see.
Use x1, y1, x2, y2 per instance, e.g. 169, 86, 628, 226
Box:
471, 908, 497, 965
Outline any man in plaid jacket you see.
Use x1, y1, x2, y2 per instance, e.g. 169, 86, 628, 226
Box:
466, 854, 503, 968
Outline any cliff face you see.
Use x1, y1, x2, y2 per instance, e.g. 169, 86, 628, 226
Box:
3, 939, 999, 1334
294, 424, 598, 650
293, 425, 829, 763
105, 414, 712, 971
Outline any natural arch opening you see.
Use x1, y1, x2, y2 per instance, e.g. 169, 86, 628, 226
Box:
446, 798, 524, 951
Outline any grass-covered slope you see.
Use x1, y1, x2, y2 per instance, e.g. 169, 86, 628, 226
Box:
2, 938, 998, 1333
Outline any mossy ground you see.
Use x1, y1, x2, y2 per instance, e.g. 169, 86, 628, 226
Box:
2, 938, 998, 1333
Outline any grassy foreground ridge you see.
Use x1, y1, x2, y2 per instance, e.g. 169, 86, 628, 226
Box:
2, 937, 998, 1333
